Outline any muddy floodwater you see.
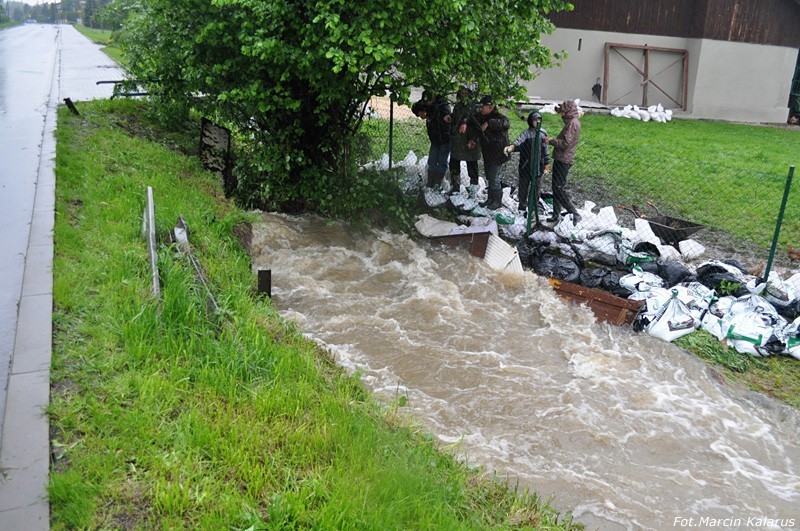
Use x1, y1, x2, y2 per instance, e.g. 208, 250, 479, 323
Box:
250, 212, 800, 530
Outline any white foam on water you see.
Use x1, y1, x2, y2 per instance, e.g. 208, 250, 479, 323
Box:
251, 212, 800, 530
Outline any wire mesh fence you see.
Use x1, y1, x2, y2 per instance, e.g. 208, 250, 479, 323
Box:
361, 95, 800, 325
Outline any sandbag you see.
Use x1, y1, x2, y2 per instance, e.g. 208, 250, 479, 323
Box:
729, 294, 786, 329
422, 187, 448, 208
447, 193, 479, 213
620, 265, 664, 294
579, 231, 620, 265
671, 282, 715, 322
722, 312, 777, 357
645, 289, 698, 342
414, 214, 458, 237
779, 317, 800, 360
617, 243, 658, 267
762, 272, 799, 311
699, 296, 736, 341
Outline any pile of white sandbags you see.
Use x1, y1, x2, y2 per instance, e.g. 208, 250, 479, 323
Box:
538, 99, 585, 115
610, 103, 673, 123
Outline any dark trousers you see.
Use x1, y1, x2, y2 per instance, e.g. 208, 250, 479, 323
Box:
484, 161, 503, 192
552, 160, 578, 216
426, 142, 451, 187
448, 159, 479, 189
518, 166, 542, 211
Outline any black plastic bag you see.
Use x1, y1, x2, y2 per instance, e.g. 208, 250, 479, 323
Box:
579, 267, 607, 288
633, 241, 661, 258
777, 299, 800, 321
637, 261, 660, 276
516, 241, 540, 268
721, 258, 748, 274
533, 252, 581, 283
658, 261, 697, 286
697, 273, 749, 296
696, 261, 749, 296
580, 267, 632, 298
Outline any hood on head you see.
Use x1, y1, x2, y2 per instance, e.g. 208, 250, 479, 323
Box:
558, 100, 580, 119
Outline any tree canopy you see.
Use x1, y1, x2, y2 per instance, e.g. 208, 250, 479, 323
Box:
124, 0, 572, 210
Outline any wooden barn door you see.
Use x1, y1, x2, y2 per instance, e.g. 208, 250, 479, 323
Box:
602, 43, 688, 110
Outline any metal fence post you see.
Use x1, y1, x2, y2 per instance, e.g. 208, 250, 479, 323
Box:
763, 165, 795, 283
388, 93, 394, 170
525, 122, 543, 237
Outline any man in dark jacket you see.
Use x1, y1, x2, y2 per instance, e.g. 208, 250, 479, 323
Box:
448, 86, 481, 197
462, 95, 509, 210
544, 99, 581, 224
412, 91, 452, 189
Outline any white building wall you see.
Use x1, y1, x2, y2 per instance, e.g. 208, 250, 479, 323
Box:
689, 39, 796, 123
526, 28, 795, 124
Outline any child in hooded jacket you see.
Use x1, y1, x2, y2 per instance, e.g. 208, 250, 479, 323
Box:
544, 100, 581, 224
504, 111, 550, 215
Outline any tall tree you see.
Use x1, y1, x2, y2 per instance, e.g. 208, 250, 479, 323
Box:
95, 0, 135, 30
124, 0, 571, 209
83, 0, 96, 27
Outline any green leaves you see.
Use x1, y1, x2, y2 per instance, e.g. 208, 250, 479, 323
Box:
123, 0, 571, 210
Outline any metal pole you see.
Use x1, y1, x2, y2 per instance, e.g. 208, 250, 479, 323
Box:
388, 93, 394, 171
643, 48, 649, 107
762, 165, 794, 284
525, 122, 542, 237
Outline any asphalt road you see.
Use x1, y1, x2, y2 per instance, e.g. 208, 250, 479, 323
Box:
0, 23, 124, 528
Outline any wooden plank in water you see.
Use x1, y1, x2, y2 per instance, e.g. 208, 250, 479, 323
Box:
548, 278, 643, 326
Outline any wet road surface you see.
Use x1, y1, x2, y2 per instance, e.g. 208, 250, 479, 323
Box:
0, 23, 123, 528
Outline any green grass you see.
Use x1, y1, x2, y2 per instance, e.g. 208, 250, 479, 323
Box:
73, 24, 126, 65
570, 113, 799, 249
675, 331, 800, 410
50, 99, 580, 529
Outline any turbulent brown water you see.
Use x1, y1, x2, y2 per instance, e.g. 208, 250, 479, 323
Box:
250, 212, 800, 530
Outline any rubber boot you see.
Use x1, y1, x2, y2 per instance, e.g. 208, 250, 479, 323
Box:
547, 200, 561, 223
484, 188, 502, 210
450, 173, 461, 194
426, 171, 443, 189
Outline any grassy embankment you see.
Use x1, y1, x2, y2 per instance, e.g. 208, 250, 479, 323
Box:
49, 98, 580, 529
73, 24, 125, 64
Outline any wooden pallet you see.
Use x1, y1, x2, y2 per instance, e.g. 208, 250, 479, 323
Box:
548, 278, 643, 326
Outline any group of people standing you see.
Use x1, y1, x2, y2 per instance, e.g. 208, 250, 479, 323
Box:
412, 88, 582, 224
